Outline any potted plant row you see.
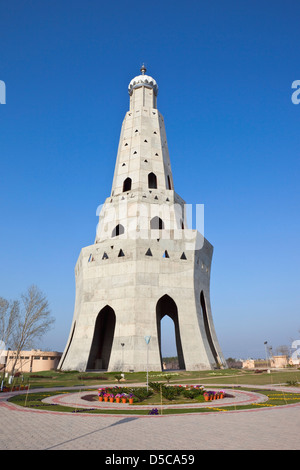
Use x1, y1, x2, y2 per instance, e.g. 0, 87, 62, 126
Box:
98, 388, 135, 404
204, 390, 225, 401
1, 384, 29, 392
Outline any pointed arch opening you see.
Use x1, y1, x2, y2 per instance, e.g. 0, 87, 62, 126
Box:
148, 172, 157, 189
112, 224, 125, 237
123, 177, 132, 192
167, 175, 172, 190
87, 305, 116, 370
200, 291, 219, 366
156, 295, 185, 370
150, 216, 164, 230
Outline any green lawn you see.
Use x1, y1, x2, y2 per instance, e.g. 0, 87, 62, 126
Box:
2, 367, 299, 391
7, 386, 300, 415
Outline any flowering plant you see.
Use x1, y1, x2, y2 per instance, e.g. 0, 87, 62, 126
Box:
148, 408, 159, 415
115, 394, 122, 398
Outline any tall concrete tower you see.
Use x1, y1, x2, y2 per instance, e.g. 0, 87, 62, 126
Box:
59, 66, 226, 372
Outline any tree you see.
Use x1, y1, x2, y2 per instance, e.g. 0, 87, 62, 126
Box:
1, 285, 55, 374
0, 297, 19, 354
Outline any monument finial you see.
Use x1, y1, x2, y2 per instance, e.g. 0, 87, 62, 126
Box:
140, 64, 146, 75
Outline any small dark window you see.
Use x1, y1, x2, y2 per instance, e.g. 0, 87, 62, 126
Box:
102, 252, 109, 260
167, 175, 172, 190
180, 252, 187, 260
112, 224, 125, 237
145, 248, 152, 256
123, 177, 132, 192
118, 249, 125, 257
150, 217, 164, 230
148, 172, 157, 189
163, 250, 169, 258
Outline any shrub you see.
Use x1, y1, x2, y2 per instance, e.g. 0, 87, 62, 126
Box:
182, 388, 201, 399
161, 386, 179, 401
149, 382, 181, 400
133, 387, 153, 402
149, 381, 163, 393
286, 380, 298, 386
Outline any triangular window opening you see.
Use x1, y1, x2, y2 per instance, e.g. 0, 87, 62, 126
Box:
180, 252, 187, 260
163, 250, 169, 258
145, 248, 152, 256
102, 252, 109, 260
118, 249, 125, 257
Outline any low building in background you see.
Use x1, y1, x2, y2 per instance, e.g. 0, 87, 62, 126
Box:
242, 355, 299, 369
0, 350, 62, 373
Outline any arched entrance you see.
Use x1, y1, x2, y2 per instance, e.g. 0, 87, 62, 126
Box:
87, 305, 116, 370
156, 295, 185, 370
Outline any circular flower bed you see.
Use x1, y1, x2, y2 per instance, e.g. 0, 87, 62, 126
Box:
95, 384, 227, 405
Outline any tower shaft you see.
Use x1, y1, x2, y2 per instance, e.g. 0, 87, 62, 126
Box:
59, 67, 226, 372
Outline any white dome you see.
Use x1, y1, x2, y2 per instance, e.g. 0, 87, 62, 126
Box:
128, 67, 158, 96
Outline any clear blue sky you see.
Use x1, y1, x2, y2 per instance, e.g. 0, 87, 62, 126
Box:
1, 0, 299, 360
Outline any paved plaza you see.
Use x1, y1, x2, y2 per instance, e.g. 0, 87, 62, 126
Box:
0, 384, 299, 451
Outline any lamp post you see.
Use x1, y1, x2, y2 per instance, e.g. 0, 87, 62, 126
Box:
121, 343, 125, 373
144, 336, 151, 391
264, 341, 269, 367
